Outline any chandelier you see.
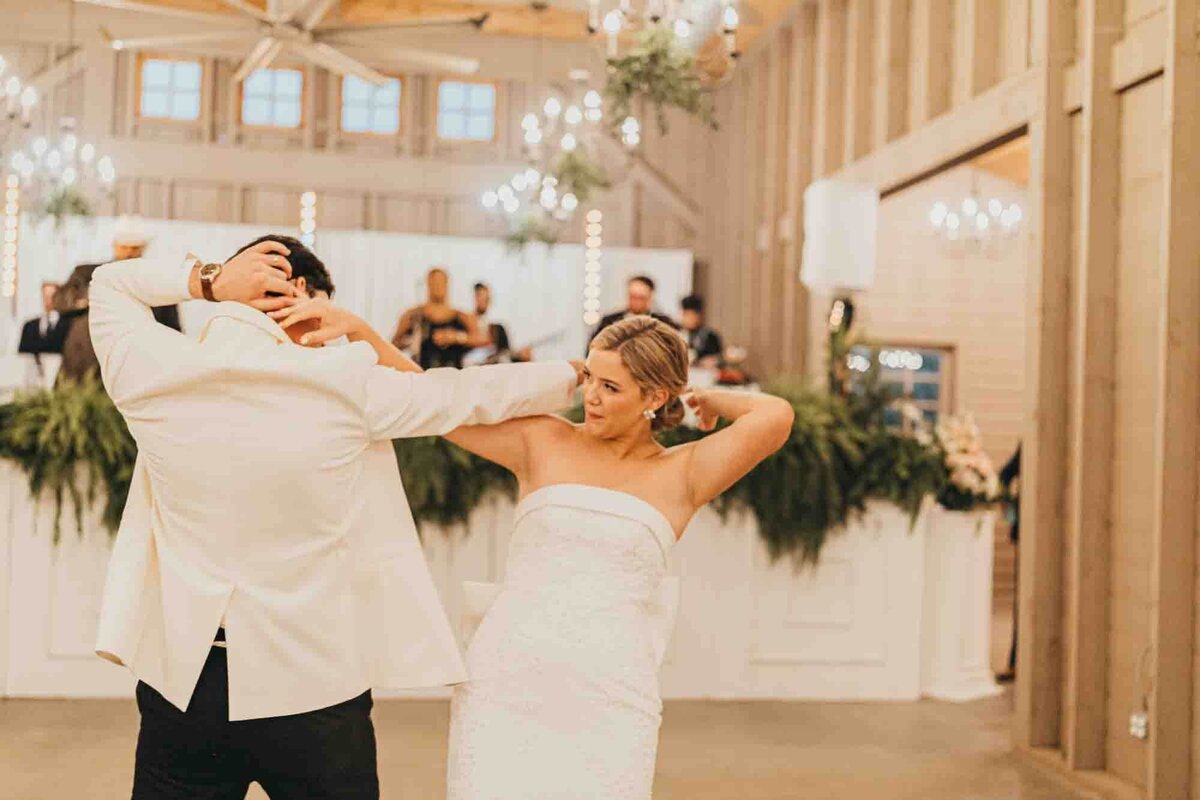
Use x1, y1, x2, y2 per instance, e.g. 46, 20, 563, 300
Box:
10, 117, 118, 220
928, 194, 1023, 250
0, 56, 39, 155
588, 0, 741, 63
481, 70, 621, 243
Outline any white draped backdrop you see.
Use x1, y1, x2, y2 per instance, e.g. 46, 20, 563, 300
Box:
3, 217, 693, 360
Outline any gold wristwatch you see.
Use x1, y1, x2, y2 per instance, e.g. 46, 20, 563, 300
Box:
197, 261, 223, 302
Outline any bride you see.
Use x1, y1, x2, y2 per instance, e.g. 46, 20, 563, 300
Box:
442, 316, 794, 799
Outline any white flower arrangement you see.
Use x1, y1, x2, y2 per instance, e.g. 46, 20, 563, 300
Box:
900, 404, 1000, 511
934, 413, 1001, 506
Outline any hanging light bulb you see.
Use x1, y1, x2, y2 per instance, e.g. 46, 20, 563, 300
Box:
722, 3, 739, 31
481, 191, 499, 209
674, 18, 691, 38
544, 97, 562, 118
522, 112, 539, 131
561, 133, 577, 151
524, 167, 540, 184
31, 137, 47, 157
603, 10, 623, 33
587, 0, 601, 33
564, 105, 583, 125
584, 90, 602, 109
80, 143, 95, 163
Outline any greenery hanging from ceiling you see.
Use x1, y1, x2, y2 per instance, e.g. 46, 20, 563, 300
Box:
604, 26, 718, 137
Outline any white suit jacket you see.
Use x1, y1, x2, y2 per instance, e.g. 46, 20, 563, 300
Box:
89, 256, 577, 720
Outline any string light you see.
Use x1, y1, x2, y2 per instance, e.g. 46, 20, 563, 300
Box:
582, 209, 603, 325
2, 174, 19, 300
299, 191, 317, 247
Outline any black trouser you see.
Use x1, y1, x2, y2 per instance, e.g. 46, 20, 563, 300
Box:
132, 636, 379, 800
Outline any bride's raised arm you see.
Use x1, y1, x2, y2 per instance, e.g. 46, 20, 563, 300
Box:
444, 414, 572, 483
681, 389, 794, 509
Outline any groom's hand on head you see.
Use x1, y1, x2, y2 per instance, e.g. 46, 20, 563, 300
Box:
190, 240, 299, 309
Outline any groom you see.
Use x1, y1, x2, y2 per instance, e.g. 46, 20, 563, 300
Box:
90, 236, 581, 799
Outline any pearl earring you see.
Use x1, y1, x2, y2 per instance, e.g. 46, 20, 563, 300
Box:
643, 408, 657, 420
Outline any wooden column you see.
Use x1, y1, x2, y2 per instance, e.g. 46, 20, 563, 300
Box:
1003, 0, 1031, 78
1062, 0, 1120, 770
1148, 1, 1200, 796
780, 9, 817, 376
953, 0, 1000, 105
872, 0, 910, 149
1014, 0, 1073, 751
759, 38, 786, 376
843, 0, 874, 163
909, 0, 954, 128
738, 64, 765, 350
813, 0, 847, 177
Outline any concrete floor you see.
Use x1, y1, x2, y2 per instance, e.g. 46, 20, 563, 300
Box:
1, 692, 1094, 800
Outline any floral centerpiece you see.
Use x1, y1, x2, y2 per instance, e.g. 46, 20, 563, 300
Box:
918, 408, 1001, 511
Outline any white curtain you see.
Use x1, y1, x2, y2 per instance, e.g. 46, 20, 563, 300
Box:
6, 217, 692, 361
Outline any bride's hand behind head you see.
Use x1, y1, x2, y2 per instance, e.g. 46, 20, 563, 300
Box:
584, 316, 689, 440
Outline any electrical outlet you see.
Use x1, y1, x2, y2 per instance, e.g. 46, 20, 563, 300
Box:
1129, 711, 1149, 740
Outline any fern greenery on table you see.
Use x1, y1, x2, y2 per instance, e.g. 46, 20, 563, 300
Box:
0, 377, 135, 540
1, 378, 949, 563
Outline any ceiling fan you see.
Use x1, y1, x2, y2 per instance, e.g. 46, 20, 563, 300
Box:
76, 0, 490, 84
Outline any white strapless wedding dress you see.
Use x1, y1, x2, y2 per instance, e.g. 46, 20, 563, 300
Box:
446, 483, 679, 800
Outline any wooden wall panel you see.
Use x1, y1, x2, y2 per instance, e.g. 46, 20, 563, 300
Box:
1105, 75, 1164, 789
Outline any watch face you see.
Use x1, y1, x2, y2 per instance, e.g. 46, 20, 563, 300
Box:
199, 263, 221, 280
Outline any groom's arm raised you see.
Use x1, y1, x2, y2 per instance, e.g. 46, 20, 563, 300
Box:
362, 359, 582, 441
90, 242, 297, 409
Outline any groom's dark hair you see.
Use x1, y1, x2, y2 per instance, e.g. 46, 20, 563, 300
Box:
232, 234, 335, 299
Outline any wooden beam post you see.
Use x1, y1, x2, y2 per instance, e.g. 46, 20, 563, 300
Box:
813, 0, 848, 177
843, 0, 874, 163
953, 0, 1001, 105
1003, 0, 1031, 78
1014, 0, 1073, 751
781, 8, 817, 376
909, 0, 954, 128
1062, 0, 1121, 771
1149, 1, 1199, 797
759, 37, 786, 376
872, 0, 910, 149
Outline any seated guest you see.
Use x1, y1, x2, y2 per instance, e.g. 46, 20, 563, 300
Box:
466, 281, 534, 364
391, 267, 490, 369
680, 294, 724, 367
587, 275, 678, 348
18, 281, 67, 364
112, 214, 181, 332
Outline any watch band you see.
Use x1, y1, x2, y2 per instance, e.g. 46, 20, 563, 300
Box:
200, 264, 221, 302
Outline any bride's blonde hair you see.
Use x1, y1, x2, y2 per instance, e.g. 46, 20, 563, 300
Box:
589, 316, 689, 431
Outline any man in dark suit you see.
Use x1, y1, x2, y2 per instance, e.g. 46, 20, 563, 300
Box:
18, 281, 67, 360
680, 294, 724, 367
587, 275, 678, 348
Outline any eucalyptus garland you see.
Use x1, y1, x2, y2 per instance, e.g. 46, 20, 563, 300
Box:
1, 379, 949, 562
604, 26, 718, 137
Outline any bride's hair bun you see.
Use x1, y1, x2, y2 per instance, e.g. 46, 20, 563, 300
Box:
589, 316, 689, 432
654, 394, 687, 432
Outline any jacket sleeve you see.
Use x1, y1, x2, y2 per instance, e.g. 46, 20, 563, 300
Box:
364, 361, 578, 441
89, 256, 195, 410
